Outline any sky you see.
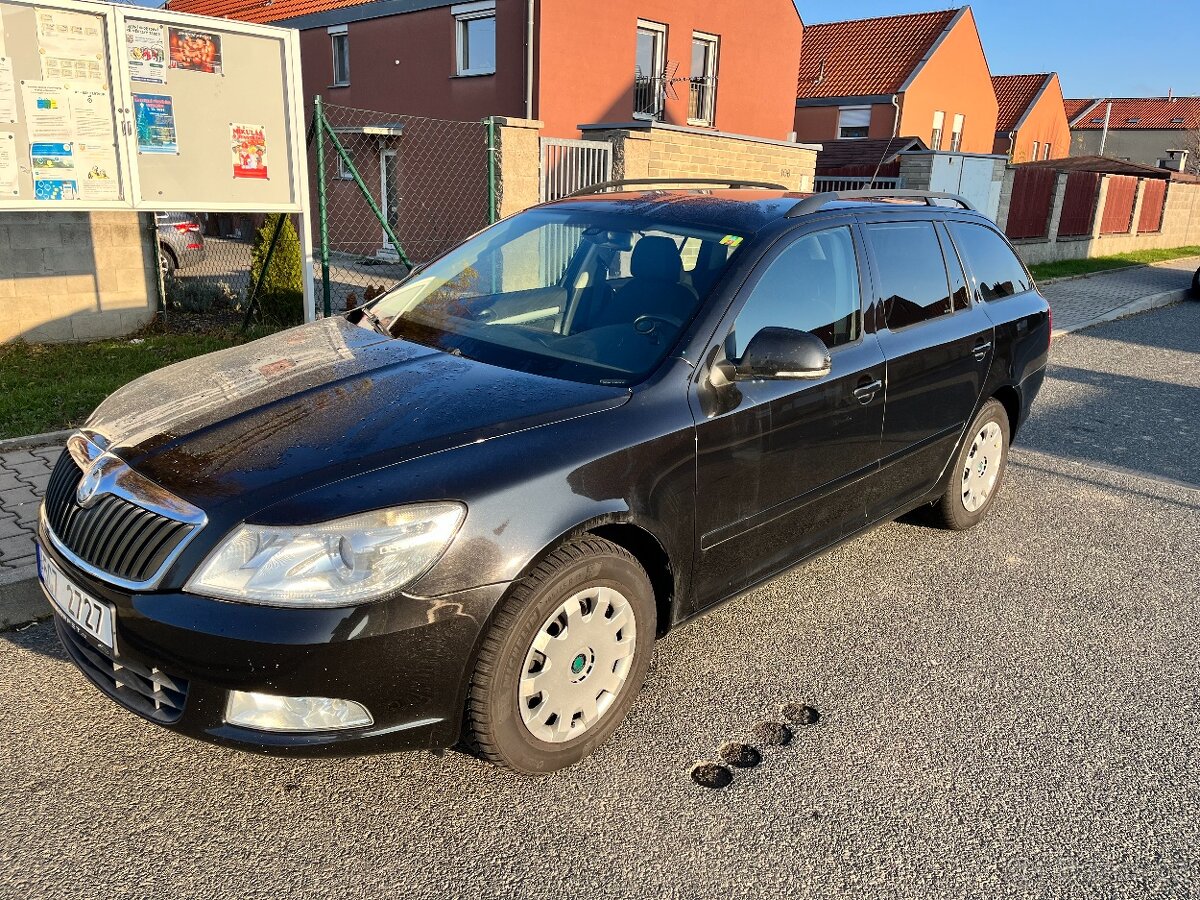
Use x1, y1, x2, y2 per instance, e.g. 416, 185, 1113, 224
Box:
798, 0, 1200, 99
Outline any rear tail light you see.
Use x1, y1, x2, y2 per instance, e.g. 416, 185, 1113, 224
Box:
173, 222, 200, 233
186, 242, 202, 250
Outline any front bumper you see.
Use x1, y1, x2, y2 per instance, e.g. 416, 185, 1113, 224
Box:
38, 524, 507, 755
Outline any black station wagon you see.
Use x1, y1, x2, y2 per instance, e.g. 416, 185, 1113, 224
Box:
38, 184, 1050, 773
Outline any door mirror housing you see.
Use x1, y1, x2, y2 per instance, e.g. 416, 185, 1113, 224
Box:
730, 326, 832, 380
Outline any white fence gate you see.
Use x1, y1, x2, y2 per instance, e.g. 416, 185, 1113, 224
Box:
540, 137, 613, 202
926, 154, 1004, 219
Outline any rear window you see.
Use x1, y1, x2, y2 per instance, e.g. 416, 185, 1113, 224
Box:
865, 222, 953, 330
948, 222, 1033, 301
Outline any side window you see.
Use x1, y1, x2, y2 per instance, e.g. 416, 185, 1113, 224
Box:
865, 221, 953, 330
728, 226, 861, 357
936, 224, 972, 311
948, 222, 1033, 301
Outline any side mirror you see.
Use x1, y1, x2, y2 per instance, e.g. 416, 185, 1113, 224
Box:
727, 326, 831, 381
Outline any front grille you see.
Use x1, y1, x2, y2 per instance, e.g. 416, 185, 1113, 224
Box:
44, 452, 195, 585
54, 617, 188, 723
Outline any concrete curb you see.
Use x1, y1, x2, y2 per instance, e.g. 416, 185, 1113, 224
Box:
0, 429, 72, 452
1052, 289, 1190, 338
0, 566, 49, 631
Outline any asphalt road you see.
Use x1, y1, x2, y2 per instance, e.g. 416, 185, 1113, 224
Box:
2, 303, 1198, 900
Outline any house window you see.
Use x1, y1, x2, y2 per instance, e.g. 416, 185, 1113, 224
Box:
931, 111, 945, 150
688, 32, 719, 126
950, 113, 965, 152
1043, 143, 1052, 160
453, 1, 496, 76
837, 106, 871, 140
634, 20, 666, 120
1031, 140, 1040, 161
337, 153, 354, 180
329, 25, 349, 86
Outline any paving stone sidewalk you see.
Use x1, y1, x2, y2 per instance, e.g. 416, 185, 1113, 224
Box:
0, 257, 1196, 622
1040, 256, 1197, 333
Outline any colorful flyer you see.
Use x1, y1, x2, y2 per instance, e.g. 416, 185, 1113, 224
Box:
231, 123, 268, 179
0, 57, 16, 123
0, 132, 17, 196
30, 140, 78, 200
132, 93, 177, 153
35, 8, 106, 84
20, 80, 72, 141
75, 142, 119, 200
126, 21, 167, 84
168, 28, 222, 75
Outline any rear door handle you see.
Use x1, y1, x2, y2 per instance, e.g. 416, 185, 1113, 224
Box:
973, 340, 992, 361
853, 378, 882, 404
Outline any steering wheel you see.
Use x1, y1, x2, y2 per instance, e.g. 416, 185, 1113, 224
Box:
633, 314, 684, 335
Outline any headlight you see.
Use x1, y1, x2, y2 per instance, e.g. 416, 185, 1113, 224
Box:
185, 503, 465, 607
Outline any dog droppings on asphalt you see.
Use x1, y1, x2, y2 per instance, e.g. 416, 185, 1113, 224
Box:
690, 761, 733, 789
718, 741, 762, 768
781, 702, 821, 725
751, 721, 793, 746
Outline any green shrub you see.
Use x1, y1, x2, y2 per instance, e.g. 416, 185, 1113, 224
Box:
251, 214, 305, 326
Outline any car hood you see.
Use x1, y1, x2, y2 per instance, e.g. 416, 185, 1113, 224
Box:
87, 316, 629, 515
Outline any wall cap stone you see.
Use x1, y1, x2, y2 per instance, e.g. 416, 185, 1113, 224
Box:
578, 120, 821, 152
490, 117, 543, 129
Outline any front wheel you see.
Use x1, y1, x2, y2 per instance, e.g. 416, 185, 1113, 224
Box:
466, 536, 655, 773
930, 398, 1011, 531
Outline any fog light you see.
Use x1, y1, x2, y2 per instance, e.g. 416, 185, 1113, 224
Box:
225, 691, 373, 732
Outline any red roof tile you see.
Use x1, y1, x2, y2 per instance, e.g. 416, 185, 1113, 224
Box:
1068, 97, 1200, 130
992, 74, 1051, 132
1063, 98, 1096, 122
164, 0, 378, 25
797, 9, 960, 101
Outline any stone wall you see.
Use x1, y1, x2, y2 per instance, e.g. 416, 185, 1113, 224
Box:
995, 169, 1200, 266
582, 121, 818, 192
0, 211, 158, 343
493, 117, 543, 220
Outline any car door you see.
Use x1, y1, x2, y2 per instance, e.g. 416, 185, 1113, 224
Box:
863, 216, 995, 518
689, 222, 886, 609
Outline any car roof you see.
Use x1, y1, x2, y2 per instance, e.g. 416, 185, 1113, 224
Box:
537, 189, 983, 234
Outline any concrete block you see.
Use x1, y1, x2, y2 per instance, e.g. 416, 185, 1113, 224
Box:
68, 311, 133, 341
5, 248, 47, 275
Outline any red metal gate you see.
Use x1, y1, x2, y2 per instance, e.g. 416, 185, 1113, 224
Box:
1137, 180, 1168, 233
1004, 167, 1057, 239
1100, 175, 1138, 234
1057, 172, 1102, 237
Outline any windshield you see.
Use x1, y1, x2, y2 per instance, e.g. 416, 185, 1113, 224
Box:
363, 208, 747, 385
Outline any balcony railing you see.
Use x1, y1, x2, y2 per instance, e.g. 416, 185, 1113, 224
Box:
633, 74, 665, 120
688, 76, 716, 125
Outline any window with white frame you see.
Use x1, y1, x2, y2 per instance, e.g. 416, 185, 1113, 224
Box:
1043, 143, 1052, 160
837, 106, 871, 139
453, 1, 496, 77
688, 32, 719, 126
1031, 140, 1040, 161
337, 153, 354, 180
634, 20, 666, 119
329, 25, 350, 86
930, 110, 945, 150
950, 113, 964, 151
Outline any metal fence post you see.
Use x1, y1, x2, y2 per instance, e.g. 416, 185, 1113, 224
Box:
240, 213, 287, 330
486, 116, 497, 224
314, 95, 333, 318
322, 125, 413, 269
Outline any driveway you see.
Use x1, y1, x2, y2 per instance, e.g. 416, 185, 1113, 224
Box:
1, 302, 1198, 899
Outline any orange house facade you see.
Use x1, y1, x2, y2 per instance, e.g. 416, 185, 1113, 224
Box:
991, 73, 1070, 162
167, 0, 803, 141
793, 7, 998, 156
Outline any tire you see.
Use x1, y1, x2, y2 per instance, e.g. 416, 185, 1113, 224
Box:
159, 245, 177, 280
929, 398, 1011, 531
467, 536, 655, 773
1190, 267, 1199, 299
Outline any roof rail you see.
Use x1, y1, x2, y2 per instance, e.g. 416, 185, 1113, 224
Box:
786, 189, 975, 217
566, 177, 788, 198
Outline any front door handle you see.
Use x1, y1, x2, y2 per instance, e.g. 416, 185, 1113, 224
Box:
973, 339, 992, 361
853, 378, 882, 404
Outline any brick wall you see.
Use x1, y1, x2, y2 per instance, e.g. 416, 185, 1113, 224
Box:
0, 212, 157, 343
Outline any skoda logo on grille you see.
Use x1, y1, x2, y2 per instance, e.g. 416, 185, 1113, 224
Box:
76, 454, 118, 508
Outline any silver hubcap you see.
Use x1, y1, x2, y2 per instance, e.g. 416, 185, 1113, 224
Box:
519, 586, 637, 744
961, 421, 1003, 512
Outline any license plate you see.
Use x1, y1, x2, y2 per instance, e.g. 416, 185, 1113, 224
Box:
37, 544, 115, 650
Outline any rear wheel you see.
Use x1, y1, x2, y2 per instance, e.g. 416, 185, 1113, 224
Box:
159, 245, 177, 280
1190, 266, 1199, 299
930, 398, 1011, 531
466, 536, 655, 773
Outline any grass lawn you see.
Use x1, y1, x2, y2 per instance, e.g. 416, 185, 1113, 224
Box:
1028, 246, 1200, 282
0, 327, 275, 440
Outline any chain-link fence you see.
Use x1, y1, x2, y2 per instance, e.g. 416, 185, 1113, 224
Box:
310, 102, 492, 314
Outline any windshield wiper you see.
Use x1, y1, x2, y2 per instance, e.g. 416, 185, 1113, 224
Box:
358, 307, 390, 337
